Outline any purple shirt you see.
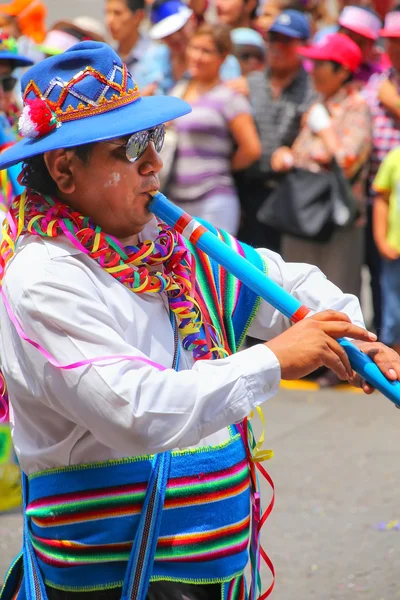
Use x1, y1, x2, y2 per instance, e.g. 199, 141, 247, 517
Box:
167, 84, 251, 203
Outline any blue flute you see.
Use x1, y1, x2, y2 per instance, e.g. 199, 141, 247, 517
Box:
149, 191, 400, 408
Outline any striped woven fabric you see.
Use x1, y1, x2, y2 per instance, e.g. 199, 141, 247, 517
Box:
27, 458, 250, 567
226, 574, 247, 600
31, 515, 250, 567
183, 224, 265, 353
27, 459, 249, 529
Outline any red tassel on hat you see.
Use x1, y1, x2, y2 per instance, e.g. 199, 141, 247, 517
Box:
18, 98, 60, 139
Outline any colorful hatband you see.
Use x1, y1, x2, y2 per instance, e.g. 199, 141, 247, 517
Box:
0, 41, 191, 170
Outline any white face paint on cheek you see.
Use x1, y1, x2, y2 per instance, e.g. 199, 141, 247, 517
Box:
104, 172, 121, 188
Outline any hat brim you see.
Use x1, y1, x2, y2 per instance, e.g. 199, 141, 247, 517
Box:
268, 23, 306, 39
297, 46, 332, 61
0, 95, 191, 170
0, 50, 34, 67
149, 8, 192, 40
380, 28, 400, 38
339, 22, 378, 41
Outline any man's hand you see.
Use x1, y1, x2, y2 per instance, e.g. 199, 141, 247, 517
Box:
265, 310, 377, 381
349, 341, 400, 398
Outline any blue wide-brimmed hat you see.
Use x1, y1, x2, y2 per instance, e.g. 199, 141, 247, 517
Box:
0, 34, 34, 67
0, 41, 191, 170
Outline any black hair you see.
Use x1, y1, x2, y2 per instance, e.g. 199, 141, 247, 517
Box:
329, 59, 354, 83
151, 0, 169, 9
21, 143, 94, 196
391, 4, 400, 12
126, 0, 145, 13
246, 0, 259, 21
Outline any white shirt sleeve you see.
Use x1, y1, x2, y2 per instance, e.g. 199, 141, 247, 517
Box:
248, 248, 365, 341
6, 258, 281, 456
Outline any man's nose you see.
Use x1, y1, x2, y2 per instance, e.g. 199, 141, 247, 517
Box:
138, 141, 163, 175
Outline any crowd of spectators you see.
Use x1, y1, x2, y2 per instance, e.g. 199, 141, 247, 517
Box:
0, 0, 399, 384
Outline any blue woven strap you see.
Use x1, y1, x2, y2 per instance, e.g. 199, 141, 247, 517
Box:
121, 451, 172, 600
21, 473, 48, 600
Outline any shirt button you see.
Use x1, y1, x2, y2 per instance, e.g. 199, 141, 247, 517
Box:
263, 385, 269, 394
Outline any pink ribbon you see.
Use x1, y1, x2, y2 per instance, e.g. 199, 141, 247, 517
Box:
0, 288, 167, 422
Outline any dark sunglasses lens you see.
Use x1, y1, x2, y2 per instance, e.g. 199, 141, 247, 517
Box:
126, 130, 150, 162
153, 124, 165, 153
125, 125, 166, 162
1, 77, 16, 92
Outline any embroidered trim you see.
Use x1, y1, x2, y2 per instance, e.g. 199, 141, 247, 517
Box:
22, 63, 141, 124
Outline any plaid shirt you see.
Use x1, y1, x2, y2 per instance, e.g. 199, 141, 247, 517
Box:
247, 66, 316, 176
362, 69, 400, 191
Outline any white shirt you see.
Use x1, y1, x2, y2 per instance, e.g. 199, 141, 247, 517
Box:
0, 218, 364, 475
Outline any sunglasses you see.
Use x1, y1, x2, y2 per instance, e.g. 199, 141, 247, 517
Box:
238, 52, 264, 61
106, 124, 166, 162
0, 76, 17, 92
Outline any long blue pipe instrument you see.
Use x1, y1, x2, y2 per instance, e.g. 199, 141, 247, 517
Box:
149, 191, 400, 407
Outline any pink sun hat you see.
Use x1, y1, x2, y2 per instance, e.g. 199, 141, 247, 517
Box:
380, 10, 400, 38
339, 6, 382, 41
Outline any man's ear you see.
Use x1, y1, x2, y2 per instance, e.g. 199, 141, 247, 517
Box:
132, 8, 145, 26
43, 149, 76, 195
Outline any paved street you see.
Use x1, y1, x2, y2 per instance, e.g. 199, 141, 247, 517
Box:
1, 385, 399, 599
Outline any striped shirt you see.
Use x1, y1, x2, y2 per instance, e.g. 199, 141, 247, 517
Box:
167, 84, 251, 204
246, 66, 316, 177
362, 69, 400, 191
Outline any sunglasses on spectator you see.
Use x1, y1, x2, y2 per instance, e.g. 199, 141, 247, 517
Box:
0, 76, 17, 92
238, 51, 264, 61
105, 124, 165, 162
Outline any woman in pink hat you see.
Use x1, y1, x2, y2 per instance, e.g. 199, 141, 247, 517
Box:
269, 33, 372, 386
338, 5, 385, 85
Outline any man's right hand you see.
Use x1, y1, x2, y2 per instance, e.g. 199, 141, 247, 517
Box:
265, 310, 377, 381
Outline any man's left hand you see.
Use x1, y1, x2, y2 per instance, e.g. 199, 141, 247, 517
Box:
349, 341, 400, 400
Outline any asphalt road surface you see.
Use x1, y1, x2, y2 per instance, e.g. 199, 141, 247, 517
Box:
1, 385, 399, 599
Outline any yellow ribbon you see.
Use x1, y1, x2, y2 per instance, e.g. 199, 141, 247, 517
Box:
248, 406, 274, 463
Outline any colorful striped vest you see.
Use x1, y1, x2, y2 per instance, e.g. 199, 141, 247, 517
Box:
1, 224, 266, 600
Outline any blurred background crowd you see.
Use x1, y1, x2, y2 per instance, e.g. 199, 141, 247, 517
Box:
0, 0, 399, 381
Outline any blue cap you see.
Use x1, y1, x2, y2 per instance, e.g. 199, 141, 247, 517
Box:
0, 41, 191, 170
231, 28, 265, 52
269, 10, 311, 40
150, 0, 193, 40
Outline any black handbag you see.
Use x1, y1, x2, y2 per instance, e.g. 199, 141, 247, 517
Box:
257, 159, 359, 243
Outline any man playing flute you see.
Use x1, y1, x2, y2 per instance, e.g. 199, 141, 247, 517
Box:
0, 42, 399, 600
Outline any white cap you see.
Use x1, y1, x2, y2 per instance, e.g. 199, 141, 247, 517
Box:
150, 1, 193, 40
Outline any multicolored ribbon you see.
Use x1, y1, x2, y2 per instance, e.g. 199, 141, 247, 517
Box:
0, 190, 275, 599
